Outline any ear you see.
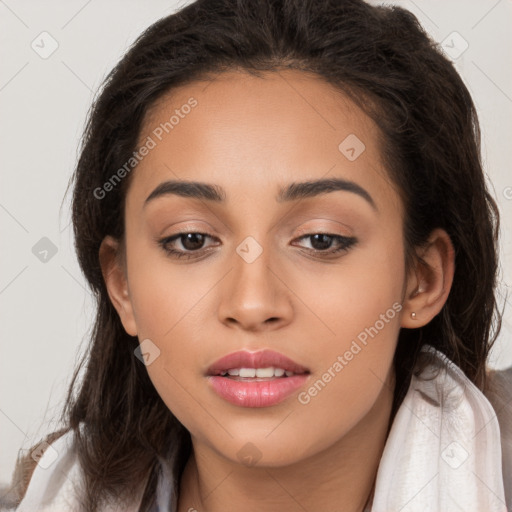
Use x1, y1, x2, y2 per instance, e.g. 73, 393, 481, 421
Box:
401, 228, 455, 328
98, 235, 138, 336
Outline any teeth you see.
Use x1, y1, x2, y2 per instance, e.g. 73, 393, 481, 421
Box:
219, 367, 295, 378
239, 368, 256, 378
255, 367, 274, 378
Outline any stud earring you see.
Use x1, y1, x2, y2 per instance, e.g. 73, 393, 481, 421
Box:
411, 312, 417, 319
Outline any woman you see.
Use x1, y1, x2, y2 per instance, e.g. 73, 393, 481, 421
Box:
7, 0, 512, 510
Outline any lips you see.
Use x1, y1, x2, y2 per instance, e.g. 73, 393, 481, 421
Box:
206, 349, 310, 376
206, 349, 310, 407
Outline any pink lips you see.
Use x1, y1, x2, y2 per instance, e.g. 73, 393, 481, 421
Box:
206, 349, 310, 408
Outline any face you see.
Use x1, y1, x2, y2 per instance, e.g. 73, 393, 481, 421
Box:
106, 69, 411, 467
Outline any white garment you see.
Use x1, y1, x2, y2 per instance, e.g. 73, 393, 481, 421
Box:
370, 345, 510, 512
15, 345, 512, 511
13, 428, 141, 512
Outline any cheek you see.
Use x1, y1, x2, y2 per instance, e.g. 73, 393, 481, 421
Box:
292, 228, 404, 352
124, 238, 217, 411
285, 245, 403, 457
286, 352, 395, 462
126, 234, 207, 338
287, 229, 403, 430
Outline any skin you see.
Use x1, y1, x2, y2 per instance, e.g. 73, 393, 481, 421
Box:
100, 69, 455, 512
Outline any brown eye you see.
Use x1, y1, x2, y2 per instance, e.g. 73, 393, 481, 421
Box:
308, 234, 334, 250
158, 232, 218, 259
293, 233, 357, 255
178, 233, 207, 251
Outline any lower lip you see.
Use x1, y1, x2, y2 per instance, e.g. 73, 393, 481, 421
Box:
207, 375, 309, 407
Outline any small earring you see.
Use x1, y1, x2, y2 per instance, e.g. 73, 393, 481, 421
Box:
411, 312, 417, 319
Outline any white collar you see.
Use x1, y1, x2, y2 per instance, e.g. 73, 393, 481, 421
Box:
369, 345, 508, 511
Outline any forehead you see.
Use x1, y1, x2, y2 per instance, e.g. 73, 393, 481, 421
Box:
127, 69, 399, 214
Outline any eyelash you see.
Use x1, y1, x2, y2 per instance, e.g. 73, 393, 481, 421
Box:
157, 232, 357, 260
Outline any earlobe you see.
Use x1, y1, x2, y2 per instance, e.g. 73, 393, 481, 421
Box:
98, 235, 138, 336
401, 228, 455, 329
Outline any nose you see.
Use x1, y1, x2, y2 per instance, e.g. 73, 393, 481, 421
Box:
217, 241, 293, 332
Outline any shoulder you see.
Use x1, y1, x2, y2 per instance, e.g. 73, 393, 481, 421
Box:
14, 427, 148, 512
484, 366, 512, 434
484, 366, 512, 508
15, 428, 84, 511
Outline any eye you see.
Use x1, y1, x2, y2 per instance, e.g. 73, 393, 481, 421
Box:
158, 232, 219, 259
292, 233, 357, 256
157, 231, 357, 260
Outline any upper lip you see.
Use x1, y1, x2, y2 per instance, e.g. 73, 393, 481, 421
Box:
206, 349, 310, 376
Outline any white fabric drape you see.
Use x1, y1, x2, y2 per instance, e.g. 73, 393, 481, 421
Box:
370, 345, 508, 511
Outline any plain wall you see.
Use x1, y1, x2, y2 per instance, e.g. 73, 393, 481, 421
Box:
1, 0, 511, 486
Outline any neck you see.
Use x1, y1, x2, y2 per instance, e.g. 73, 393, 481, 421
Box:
177, 377, 394, 512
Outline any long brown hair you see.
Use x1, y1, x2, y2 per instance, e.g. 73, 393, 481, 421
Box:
8, 0, 502, 510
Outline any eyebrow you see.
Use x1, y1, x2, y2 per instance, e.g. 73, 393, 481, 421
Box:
144, 178, 377, 211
